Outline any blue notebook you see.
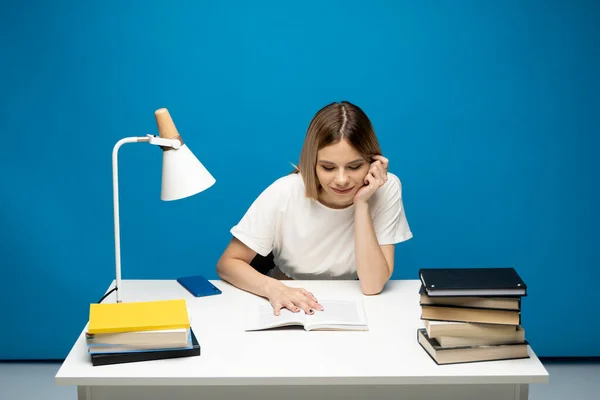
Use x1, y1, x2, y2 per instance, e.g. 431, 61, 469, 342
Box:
177, 275, 222, 297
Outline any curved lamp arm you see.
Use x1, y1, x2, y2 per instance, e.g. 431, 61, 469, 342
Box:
111, 135, 181, 303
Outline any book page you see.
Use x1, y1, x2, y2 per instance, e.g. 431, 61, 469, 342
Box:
305, 300, 367, 328
245, 303, 306, 331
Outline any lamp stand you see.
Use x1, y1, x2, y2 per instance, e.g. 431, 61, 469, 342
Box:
111, 135, 183, 303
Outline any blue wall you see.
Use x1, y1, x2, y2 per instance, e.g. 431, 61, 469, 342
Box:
1, 0, 598, 359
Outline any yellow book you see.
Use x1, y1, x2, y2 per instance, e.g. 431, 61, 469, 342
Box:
88, 299, 190, 334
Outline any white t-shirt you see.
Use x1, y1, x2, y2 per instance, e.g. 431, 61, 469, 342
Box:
230, 172, 413, 280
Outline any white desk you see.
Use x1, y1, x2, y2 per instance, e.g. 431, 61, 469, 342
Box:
55, 279, 549, 400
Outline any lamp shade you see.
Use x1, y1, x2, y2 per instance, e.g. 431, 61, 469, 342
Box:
155, 108, 216, 201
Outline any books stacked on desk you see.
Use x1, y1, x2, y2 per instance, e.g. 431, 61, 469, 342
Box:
86, 299, 200, 366
416, 267, 530, 365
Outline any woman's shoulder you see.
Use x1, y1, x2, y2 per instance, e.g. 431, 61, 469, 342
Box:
379, 172, 402, 193
386, 172, 403, 191
256, 172, 305, 203
268, 172, 305, 192
371, 172, 404, 204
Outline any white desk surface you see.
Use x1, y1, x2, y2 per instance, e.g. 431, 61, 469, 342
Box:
55, 279, 549, 387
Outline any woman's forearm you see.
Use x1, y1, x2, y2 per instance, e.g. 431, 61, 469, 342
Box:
216, 258, 284, 299
354, 202, 391, 294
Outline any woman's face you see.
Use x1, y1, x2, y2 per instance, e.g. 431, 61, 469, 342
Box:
315, 138, 370, 209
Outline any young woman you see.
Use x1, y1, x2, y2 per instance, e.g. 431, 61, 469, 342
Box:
216, 101, 412, 315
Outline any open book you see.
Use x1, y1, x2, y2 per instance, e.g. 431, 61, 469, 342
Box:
245, 299, 368, 331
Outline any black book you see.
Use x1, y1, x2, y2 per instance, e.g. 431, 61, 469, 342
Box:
419, 267, 527, 297
91, 329, 200, 366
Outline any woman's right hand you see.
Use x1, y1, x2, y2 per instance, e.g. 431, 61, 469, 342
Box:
265, 283, 324, 316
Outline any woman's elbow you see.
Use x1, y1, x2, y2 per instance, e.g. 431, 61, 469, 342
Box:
360, 282, 385, 296
215, 255, 229, 279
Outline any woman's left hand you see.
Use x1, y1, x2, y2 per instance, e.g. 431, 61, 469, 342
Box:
354, 155, 389, 204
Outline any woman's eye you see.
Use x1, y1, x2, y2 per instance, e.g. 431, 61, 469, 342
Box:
321, 164, 362, 171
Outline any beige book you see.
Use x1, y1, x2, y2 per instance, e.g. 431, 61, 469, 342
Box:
417, 328, 529, 365
85, 328, 190, 347
424, 320, 517, 338
421, 304, 520, 325
437, 326, 526, 347
420, 294, 520, 310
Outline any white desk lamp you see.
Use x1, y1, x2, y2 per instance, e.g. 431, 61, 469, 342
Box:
109, 108, 215, 303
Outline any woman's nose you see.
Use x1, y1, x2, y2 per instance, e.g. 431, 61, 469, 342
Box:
335, 171, 349, 185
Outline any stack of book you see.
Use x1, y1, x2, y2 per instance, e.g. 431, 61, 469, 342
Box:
416, 267, 530, 365
86, 298, 200, 366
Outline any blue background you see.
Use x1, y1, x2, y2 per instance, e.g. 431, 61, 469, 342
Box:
1, 0, 598, 359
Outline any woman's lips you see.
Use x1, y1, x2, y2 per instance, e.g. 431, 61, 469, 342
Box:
332, 187, 354, 195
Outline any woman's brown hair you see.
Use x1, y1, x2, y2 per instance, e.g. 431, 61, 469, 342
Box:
295, 101, 382, 199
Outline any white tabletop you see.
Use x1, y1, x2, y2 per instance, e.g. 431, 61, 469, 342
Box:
55, 279, 549, 386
